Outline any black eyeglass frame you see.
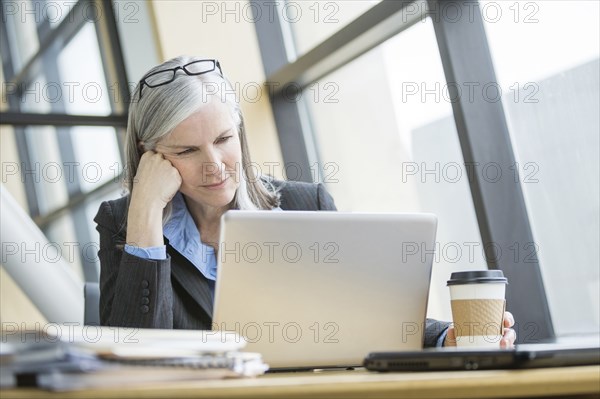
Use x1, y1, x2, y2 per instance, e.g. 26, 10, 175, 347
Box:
138, 59, 223, 100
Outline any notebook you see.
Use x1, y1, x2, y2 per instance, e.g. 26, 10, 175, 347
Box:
212, 211, 438, 369
1, 326, 268, 390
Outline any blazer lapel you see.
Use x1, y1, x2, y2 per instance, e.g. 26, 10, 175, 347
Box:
168, 244, 214, 320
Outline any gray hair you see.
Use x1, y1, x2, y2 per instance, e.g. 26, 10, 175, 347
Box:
123, 55, 279, 225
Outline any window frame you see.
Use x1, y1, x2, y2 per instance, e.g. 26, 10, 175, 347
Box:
252, 0, 555, 342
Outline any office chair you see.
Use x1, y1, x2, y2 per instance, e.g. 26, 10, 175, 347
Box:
84, 282, 101, 325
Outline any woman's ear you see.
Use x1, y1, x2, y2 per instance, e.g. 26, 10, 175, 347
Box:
137, 141, 145, 153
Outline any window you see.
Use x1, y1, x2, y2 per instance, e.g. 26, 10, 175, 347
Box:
255, 0, 599, 340
0, 1, 148, 288
482, 0, 600, 335
305, 17, 486, 320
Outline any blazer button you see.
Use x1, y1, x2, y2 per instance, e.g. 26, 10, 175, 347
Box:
140, 305, 149, 313
141, 289, 150, 297
141, 297, 149, 305
141, 280, 149, 288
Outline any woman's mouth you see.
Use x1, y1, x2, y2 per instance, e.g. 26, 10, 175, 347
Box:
201, 177, 228, 190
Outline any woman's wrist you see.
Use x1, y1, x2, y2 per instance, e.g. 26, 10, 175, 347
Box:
126, 200, 165, 248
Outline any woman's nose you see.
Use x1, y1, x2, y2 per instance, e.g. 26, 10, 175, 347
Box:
200, 148, 223, 176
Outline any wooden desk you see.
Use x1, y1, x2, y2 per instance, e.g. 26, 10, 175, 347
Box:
2, 365, 599, 399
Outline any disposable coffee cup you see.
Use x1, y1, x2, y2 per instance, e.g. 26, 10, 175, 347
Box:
447, 270, 508, 348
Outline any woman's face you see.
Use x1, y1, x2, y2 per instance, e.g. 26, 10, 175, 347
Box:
155, 98, 242, 211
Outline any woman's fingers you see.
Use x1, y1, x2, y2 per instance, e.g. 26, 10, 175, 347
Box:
133, 151, 182, 207
444, 325, 457, 347
500, 328, 517, 348
503, 311, 515, 328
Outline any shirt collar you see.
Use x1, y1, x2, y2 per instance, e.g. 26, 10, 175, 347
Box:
164, 192, 216, 280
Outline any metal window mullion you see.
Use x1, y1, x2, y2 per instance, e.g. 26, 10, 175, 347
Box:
0, 112, 128, 127
428, 0, 554, 342
35, 177, 121, 229
94, 0, 131, 162
266, 0, 426, 93
94, 0, 131, 110
250, 0, 318, 183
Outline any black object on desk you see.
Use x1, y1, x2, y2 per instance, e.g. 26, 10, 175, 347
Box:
364, 343, 600, 372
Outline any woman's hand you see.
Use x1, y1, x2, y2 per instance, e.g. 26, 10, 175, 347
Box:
131, 151, 182, 210
444, 311, 516, 348
126, 151, 182, 248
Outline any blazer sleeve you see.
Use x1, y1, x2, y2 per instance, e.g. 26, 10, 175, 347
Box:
94, 201, 174, 328
317, 183, 337, 210
424, 318, 451, 348
276, 180, 337, 211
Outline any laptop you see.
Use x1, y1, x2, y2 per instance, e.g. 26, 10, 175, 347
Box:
212, 211, 438, 369
363, 340, 600, 371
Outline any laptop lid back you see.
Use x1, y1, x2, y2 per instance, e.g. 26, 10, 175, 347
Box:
213, 211, 437, 369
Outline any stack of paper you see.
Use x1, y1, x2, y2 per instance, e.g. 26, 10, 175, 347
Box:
1, 325, 268, 391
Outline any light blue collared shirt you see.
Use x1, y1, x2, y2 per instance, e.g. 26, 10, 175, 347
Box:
124, 192, 217, 281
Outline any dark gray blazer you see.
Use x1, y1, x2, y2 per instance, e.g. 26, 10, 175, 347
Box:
94, 180, 449, 347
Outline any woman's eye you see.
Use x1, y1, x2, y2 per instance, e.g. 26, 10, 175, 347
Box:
176, 148, 195, 156
216, 136, 232, 144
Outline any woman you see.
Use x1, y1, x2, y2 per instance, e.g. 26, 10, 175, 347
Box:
95, 55, 515, 348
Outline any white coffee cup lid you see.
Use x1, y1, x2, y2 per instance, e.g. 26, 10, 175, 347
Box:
447, 270, 508, 286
